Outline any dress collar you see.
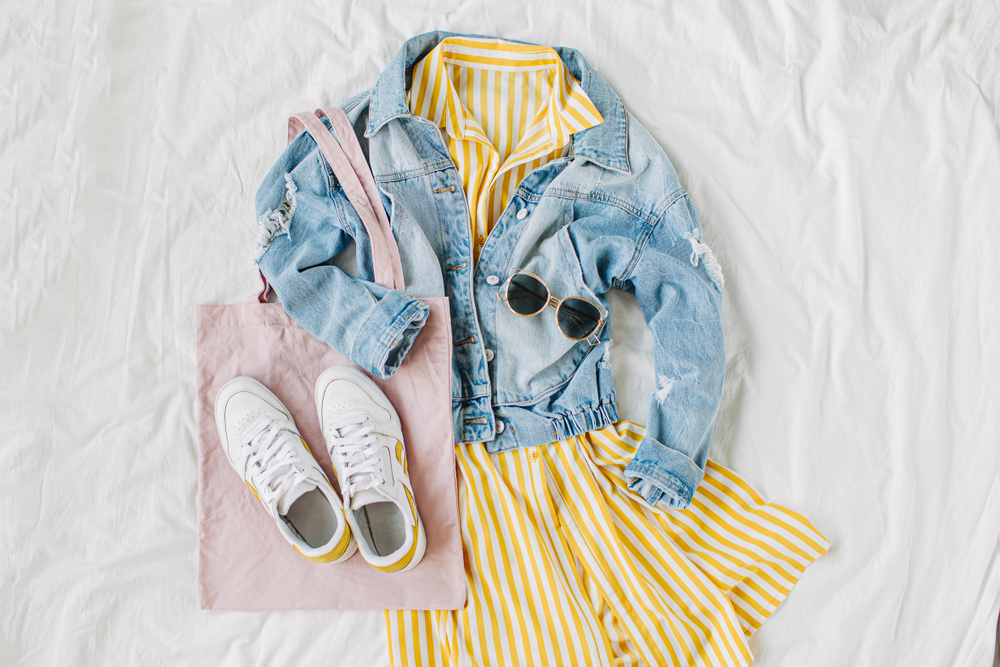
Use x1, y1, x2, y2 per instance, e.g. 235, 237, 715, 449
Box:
407, 36, 603, 162
365, 31, 631, 174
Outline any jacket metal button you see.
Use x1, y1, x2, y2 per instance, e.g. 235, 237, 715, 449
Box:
485, 348, 495, 361
516, 208, 528, 220
486, 275, 499, 285
496, 421, 505, 433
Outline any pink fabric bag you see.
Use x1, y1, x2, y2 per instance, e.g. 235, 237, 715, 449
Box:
195, 106, 464, 610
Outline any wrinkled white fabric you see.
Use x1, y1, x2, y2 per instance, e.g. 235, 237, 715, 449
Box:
2, 1, 998, 666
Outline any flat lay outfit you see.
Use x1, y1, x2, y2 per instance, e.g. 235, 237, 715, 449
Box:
254, 31, 828, 666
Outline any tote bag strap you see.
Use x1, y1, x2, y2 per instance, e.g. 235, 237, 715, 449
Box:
247, 270, 272, 304
316, 106, 406, 290
287, 109, 404, 291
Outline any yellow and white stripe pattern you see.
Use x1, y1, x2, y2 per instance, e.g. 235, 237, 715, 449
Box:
387, 423, 828, 666
407, 37, 604, 261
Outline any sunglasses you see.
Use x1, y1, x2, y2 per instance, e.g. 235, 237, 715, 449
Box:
497, 269, 607, 345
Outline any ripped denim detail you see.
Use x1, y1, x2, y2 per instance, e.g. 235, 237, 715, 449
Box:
598, 340, 612, 370
684, 232, 725, 292
653, 375, 675, 403
254, 173, 297, 262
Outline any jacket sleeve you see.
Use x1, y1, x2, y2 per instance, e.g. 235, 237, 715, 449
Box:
621, 194, 726, 509
252, 126, 428, 380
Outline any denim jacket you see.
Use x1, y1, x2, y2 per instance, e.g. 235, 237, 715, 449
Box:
253, 31, 726, 509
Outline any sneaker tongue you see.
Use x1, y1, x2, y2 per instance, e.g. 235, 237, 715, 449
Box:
277, 479, 317, 515
351, 486, 390, 510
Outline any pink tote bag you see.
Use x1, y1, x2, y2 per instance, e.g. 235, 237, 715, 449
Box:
195, 106, 464, 610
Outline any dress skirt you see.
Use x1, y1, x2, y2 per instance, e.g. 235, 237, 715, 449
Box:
387, 422, 829, 667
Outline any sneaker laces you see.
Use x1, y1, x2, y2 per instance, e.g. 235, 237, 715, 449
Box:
243, 417, 311, 508
327, 411, 386, 497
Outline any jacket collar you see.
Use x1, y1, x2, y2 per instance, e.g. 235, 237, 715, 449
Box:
365, 31, 631, 174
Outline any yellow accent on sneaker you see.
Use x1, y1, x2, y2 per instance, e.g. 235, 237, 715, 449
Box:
367, 487, 422, 573
292, 520, 355, 563
395, 440, 408, 476
245, 480, 262, 504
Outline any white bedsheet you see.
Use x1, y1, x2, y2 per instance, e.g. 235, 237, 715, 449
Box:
3, 1, 998, 665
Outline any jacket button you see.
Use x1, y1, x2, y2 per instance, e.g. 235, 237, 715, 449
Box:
486, 275, 499, 285
485, 348, 495, 361
516, 208, 528, 220
496, 421, 505, 434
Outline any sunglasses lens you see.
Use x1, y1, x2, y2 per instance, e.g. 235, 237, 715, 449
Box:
557, 298, 602, 340
507, 273, 549, 316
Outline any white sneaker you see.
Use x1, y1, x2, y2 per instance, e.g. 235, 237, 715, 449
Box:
315, 366, 426, 573
215, 377, 356, 564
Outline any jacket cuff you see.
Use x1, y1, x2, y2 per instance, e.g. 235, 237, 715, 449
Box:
624, 435, 705, 509
352, 291, 429, 380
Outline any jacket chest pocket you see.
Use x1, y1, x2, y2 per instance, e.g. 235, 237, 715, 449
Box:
492, 218, 603, 404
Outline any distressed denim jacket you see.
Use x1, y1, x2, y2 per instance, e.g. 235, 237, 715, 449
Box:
254, 31, 726, 509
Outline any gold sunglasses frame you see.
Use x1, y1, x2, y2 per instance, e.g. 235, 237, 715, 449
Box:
497, 268, 607, 346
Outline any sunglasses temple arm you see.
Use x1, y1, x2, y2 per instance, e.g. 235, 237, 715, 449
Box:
587, 317, 609, 346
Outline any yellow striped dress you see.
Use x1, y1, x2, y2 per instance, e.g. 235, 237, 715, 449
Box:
390, 37, 829, 667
